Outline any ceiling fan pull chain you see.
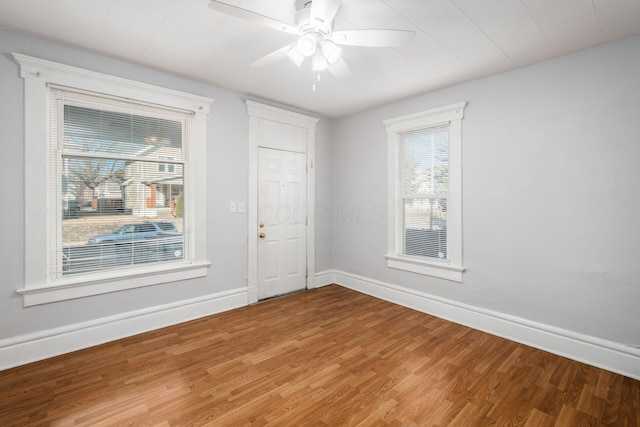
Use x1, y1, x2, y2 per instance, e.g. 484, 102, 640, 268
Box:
313, 69, 323, 92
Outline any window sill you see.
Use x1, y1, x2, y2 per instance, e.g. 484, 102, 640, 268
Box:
385, 254, 464, 282
17, 261, 210, 307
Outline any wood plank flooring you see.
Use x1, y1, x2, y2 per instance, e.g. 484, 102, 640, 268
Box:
1, 285, 638, 426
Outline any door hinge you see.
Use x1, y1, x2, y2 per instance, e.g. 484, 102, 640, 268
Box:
305, 268, 308, 279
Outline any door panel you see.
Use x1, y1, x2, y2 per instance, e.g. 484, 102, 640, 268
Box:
258, 148, 307, 300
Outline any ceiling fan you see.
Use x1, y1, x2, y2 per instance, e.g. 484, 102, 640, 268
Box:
208, 0, 415, 81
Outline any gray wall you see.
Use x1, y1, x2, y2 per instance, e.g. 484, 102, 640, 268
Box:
1, 27, 638, 353
331, 35, 640, 346
0, 29, 333, 340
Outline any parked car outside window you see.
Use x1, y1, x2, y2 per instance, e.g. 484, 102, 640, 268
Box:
87, 221, 179, 244
63, 221, 183, 273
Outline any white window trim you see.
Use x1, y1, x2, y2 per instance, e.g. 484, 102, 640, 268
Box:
384, 102, 466, 282
13, 53, 214, 306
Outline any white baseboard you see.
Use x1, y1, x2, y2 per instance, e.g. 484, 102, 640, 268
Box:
314, 270, 336, 288
4, 272, 639, 381
331, 269, 640, 381
0, 287, 248, 371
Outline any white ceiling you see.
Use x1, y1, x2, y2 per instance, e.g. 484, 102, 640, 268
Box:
1, 0, 640, 118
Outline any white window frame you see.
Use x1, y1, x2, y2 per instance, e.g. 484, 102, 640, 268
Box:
13, 53, 214, 306
384, 102, 466, 282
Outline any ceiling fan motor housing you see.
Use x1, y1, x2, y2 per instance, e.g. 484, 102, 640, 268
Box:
294, 0, 312, 26
295, 0, 333, 33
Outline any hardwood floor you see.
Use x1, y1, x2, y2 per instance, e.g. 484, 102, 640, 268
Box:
1, 285, 638, 426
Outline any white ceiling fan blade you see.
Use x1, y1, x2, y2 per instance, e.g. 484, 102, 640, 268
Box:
310, 0, 342, 28
332, 29, 415, 47
251, 45, 292, 68
328, 57, 351, 79
208, 1, 298, 35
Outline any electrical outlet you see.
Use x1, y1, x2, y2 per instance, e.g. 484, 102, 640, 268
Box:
229, 201, 237, 213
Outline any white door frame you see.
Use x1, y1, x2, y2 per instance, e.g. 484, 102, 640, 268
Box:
246, 101, 319, 304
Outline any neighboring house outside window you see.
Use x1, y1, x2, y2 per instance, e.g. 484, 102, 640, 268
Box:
158, 157, 175, 174
384, 102, 466, 282
14, 53, 213, 306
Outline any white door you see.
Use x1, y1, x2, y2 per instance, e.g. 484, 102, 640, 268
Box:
257, 148, 307, 300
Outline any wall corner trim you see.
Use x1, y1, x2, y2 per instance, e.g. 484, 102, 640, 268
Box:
329, 269, 640, 381
314, 270, 336, 288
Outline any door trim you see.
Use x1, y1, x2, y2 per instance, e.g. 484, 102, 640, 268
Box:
246, 101, 319, 304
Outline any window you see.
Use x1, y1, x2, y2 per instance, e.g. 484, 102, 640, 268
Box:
14, 53, 214, 306
158, 157, 175, 173
384, 102, 466, 282
53, 88, 188, 275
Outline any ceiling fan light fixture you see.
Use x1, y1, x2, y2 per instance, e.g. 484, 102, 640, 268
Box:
287, 45, 305, 67
297, 33, 317, 57
321, 40, 342, 64
311, 50, 329, 71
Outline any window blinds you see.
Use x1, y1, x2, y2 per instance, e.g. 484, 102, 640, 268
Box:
398, 123, 450, 259
48, 87, 192, 277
